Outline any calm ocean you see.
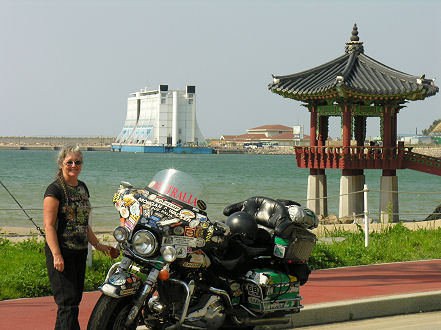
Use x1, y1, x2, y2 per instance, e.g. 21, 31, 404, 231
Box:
0, 150, 440, 229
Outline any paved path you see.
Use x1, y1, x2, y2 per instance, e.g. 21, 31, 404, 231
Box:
1, 259, 441, 330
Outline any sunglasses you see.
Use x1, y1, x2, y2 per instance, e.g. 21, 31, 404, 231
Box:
64, 160, 83, 166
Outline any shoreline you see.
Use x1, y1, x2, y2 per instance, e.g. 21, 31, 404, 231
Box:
3, 219, 441, 243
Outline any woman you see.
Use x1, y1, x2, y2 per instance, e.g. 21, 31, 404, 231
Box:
44, 145, 111, 330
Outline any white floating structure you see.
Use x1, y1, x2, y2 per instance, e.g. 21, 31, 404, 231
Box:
115, 85, 205, 147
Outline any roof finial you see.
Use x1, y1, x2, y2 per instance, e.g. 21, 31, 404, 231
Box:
350, 23, 359, 42
345, 23, 364, 54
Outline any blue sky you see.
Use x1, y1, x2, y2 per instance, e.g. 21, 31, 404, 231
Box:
1, 0, 440, 139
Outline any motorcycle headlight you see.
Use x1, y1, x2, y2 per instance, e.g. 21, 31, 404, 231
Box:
132, 230, 158, 257
113, 226, 129, 243
161, 245, 177, 263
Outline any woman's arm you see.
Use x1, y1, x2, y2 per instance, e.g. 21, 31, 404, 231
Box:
88, 225, 111, 255
43, 196, 64, 272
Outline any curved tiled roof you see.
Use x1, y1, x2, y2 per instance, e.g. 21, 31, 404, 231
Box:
269, 24, 439, 102
249, 124, 292, 131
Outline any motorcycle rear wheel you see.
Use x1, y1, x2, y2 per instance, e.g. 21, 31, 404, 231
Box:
87, 294, 138, 330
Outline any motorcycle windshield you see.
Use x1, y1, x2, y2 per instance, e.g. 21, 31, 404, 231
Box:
147, 169, 206, 210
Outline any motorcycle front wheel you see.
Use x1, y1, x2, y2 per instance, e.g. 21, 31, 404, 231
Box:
87, 294, 138, 330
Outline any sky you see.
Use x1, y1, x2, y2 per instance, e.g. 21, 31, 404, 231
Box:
1, 0, 440, 140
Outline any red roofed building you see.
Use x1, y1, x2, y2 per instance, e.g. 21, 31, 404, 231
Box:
220, 125, 308, 147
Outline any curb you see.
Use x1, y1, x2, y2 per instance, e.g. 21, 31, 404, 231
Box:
289, 290, 441, 328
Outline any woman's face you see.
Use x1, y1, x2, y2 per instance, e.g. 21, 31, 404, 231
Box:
60, 152, 83, 182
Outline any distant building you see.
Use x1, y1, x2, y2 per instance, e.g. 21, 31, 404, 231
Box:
220, 125, 309, 147
115, 85, 205, 147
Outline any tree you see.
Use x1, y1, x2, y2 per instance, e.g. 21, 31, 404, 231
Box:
422, 119, 441, 136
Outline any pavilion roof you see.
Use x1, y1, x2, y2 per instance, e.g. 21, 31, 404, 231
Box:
268, 24, 439, 103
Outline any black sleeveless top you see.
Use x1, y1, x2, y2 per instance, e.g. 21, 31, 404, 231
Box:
44, 180, 91, 251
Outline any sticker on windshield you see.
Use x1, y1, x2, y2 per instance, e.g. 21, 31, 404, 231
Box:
130, 202, 140, 216
197, 200, 207, 210
158, 218, 179, 226
189, 219, 199, 228
120, 208, 129, 218
180, 209, 195, 219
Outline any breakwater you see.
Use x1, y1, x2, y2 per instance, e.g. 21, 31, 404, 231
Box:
0, 136, 114, 151
1, 136, 440, 157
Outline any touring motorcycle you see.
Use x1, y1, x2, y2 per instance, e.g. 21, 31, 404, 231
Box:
87, 169, 318, 330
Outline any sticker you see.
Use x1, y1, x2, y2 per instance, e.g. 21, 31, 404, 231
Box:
120, 208, 129, 218
189, 253, 204, 264
195, 238, 205, 247
125, 220, 134, 230
158, 218, 179, 226
184, 227, 195, 237
230, 282, 241, 291
175, 245, 187, 258
182, 262, 201, 268
197, 200, 207, 210
123, 195, 136, 206
195, 228, 205, 238
115, 200, 124, 210
120, 288, 137, 296
170, 222, 183, 228
205, 226, 214, 242
200, 221, 209, 228
273, 244, 286, 258
179, 209, 195, 219
163, 236, 200, 248
173, 226, 184, 235
130, 203, 140, 216
109, 273, 127, 285
148, 194, 157, 201
189, 219, 200, 228
128, 215, 138, 225
150, 215, 161, 222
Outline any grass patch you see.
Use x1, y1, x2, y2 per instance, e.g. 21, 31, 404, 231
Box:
308, 223, 441, 269
0, 233, 117, 301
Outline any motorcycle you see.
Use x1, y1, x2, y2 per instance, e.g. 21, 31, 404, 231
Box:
87, 169, 318, 330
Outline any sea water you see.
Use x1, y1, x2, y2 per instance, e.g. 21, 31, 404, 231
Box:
0, 150, 440, 229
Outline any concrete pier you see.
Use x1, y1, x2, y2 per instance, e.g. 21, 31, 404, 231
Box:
307, 174, 328, 217
379, 175, 399, 223
339, 175, 365, 219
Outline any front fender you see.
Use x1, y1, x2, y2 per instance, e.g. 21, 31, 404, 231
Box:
100, 270, 141, 298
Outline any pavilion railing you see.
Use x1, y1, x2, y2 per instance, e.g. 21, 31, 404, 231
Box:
294, 145, 412, 170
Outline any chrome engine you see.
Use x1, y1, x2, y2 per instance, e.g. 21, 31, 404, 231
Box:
183, 294, 226, 329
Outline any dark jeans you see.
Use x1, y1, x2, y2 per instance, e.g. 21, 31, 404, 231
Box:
45, 243, 87, 330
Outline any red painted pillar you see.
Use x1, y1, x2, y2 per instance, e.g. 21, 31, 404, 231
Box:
391, 109, 397, 147
383, 106, 392, 149
310, 106, 317, 147
310, 106, 318, 175
342, 105, 351, 152
382, 105, 395, 176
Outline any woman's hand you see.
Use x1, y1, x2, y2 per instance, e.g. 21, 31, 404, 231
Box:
95, 243, 112, 255
53, 253, 65, 272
